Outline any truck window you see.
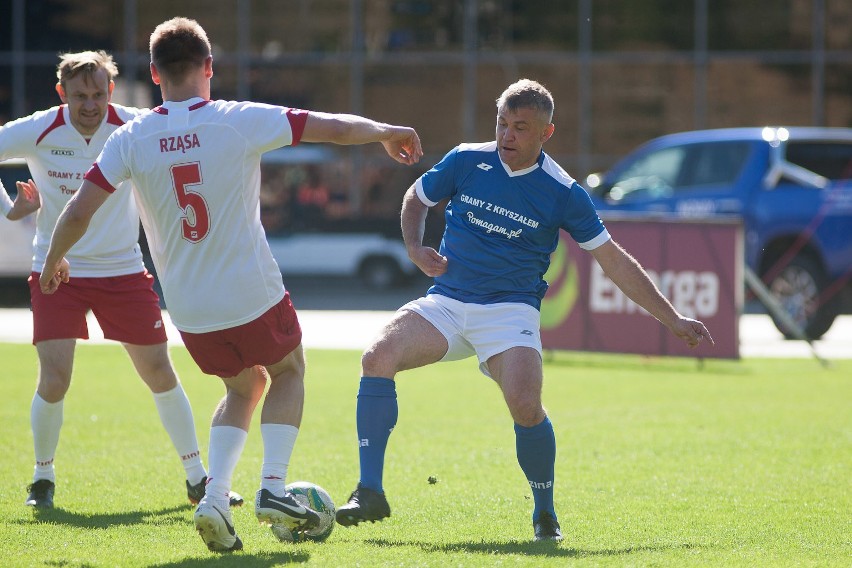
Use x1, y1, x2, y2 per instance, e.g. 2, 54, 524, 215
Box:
785, 142, 852, 180
679, 142, 750, 187
607, 146, 683, 201
607, 141, 750, 203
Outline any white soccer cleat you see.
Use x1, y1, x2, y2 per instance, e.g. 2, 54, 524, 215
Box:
194, 499, 243, 553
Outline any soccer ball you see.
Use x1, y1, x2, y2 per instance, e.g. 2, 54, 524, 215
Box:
270, 481, 336, 543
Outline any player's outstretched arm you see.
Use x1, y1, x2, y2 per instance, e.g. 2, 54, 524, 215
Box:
401, 185, 447, 277
590, 239, 714, 348
40, 180, 110, 294
301, 112, 423, 165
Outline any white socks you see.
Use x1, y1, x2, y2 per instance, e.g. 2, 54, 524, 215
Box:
260, 423, 299, 496
30, 393, 63, 483
205, 425, 248, 507
152, 384, 206, 484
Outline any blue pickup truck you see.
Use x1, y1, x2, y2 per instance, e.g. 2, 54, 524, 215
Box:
586, 127, 852, 339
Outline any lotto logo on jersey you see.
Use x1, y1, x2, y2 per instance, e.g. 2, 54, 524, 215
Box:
154, 320, 163, 329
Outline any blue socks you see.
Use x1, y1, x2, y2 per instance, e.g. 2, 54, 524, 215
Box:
515, 416, 556, 521
355, 375, 555, 520
356, 377, 398, 493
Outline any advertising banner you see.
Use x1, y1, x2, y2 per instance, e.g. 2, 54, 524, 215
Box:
540, 217, 741, 359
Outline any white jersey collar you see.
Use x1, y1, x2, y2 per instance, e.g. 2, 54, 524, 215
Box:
498, 154, 541, 178
160, 97, 208, 112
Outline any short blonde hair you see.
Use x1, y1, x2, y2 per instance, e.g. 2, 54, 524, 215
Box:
56, 50, 119, 88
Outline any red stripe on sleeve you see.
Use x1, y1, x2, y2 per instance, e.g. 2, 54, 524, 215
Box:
286, 109, 309, 146
83, 164, 117, 194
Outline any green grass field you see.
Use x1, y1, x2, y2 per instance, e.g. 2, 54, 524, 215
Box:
0, 343, 849, 567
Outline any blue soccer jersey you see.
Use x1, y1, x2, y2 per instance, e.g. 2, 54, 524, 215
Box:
415, 141, 610, 309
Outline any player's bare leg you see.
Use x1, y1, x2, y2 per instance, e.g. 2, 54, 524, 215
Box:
337, 310, 447, 527
194, 367, 265, 552
124, 342, 244, 507
254, 346, 320, 531
26, 340, 75, 508
489, 347, 562, 541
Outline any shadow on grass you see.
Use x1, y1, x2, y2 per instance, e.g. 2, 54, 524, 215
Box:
543, 351, 750, 375
22, 504, 190, 529
148, 550, 310, 567
368, 537, 704, 559
27, 507, 311, 566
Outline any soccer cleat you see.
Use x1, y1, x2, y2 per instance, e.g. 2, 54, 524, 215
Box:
25, 479, 55, 508
194, 500, 243, 553
335, 484, 391, 527
186, 477, 245, 508
255, 488, 321, 532
533, 511, 563, 542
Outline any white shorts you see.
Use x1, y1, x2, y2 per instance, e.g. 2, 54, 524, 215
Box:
399, 293, 542, 378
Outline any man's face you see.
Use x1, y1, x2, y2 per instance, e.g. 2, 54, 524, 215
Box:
495, 105, 554, 172
56, 67, 113, 137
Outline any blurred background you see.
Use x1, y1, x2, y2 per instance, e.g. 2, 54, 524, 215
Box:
1, 0, 851, 317
3, 0, 851, 232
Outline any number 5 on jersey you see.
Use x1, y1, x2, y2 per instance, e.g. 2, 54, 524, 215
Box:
171, 162, 210, 243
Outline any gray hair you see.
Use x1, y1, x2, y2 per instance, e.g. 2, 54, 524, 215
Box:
496, 79, 554, 123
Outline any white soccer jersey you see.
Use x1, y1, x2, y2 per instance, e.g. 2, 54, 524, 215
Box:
0, 104, 148, 276
86, 97, 308, 333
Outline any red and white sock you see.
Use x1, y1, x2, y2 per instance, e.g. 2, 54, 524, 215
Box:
260, 424, 299, 496
205, 425, 248, 508
152, 384, 206, 485
31, 393, 62, 483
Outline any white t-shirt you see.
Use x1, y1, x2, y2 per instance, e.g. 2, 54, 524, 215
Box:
87, 97, 309, 333
0, 104, 148, 276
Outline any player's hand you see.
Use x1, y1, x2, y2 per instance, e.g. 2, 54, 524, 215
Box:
381, 127, 423, 165
7, 179, 41, 220
670, 317, 714, 348
39, 258, 70, 295
409, 245, 448, 277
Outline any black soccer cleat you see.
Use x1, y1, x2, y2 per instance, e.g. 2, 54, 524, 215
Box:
533, 511, 563, 542
255, 488, 321, 531
25, 479, 55, 509
335, 484, 391, 527
187, 476, 245, 508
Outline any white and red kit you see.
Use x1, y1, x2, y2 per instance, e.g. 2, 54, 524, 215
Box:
86, 97, 309, 333
0, 104, 148, 276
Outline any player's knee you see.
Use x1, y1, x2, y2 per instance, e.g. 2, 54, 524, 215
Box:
36, 366, 72, 398
139, 363, 179, 392
36, 379, 69, 403
226, 368, 267, 403
506, 396, 544, 428
360, 344, 398, 377
246, 378, 267, 404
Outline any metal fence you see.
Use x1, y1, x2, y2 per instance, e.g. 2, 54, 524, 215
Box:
2, 0, 851, 208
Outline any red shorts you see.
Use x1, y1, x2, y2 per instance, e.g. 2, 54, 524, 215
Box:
28, 271, 167, 345
179, 293, 302, 378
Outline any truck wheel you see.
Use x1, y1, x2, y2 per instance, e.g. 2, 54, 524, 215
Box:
359, 257, 403, 290
765, 254, 840, 340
